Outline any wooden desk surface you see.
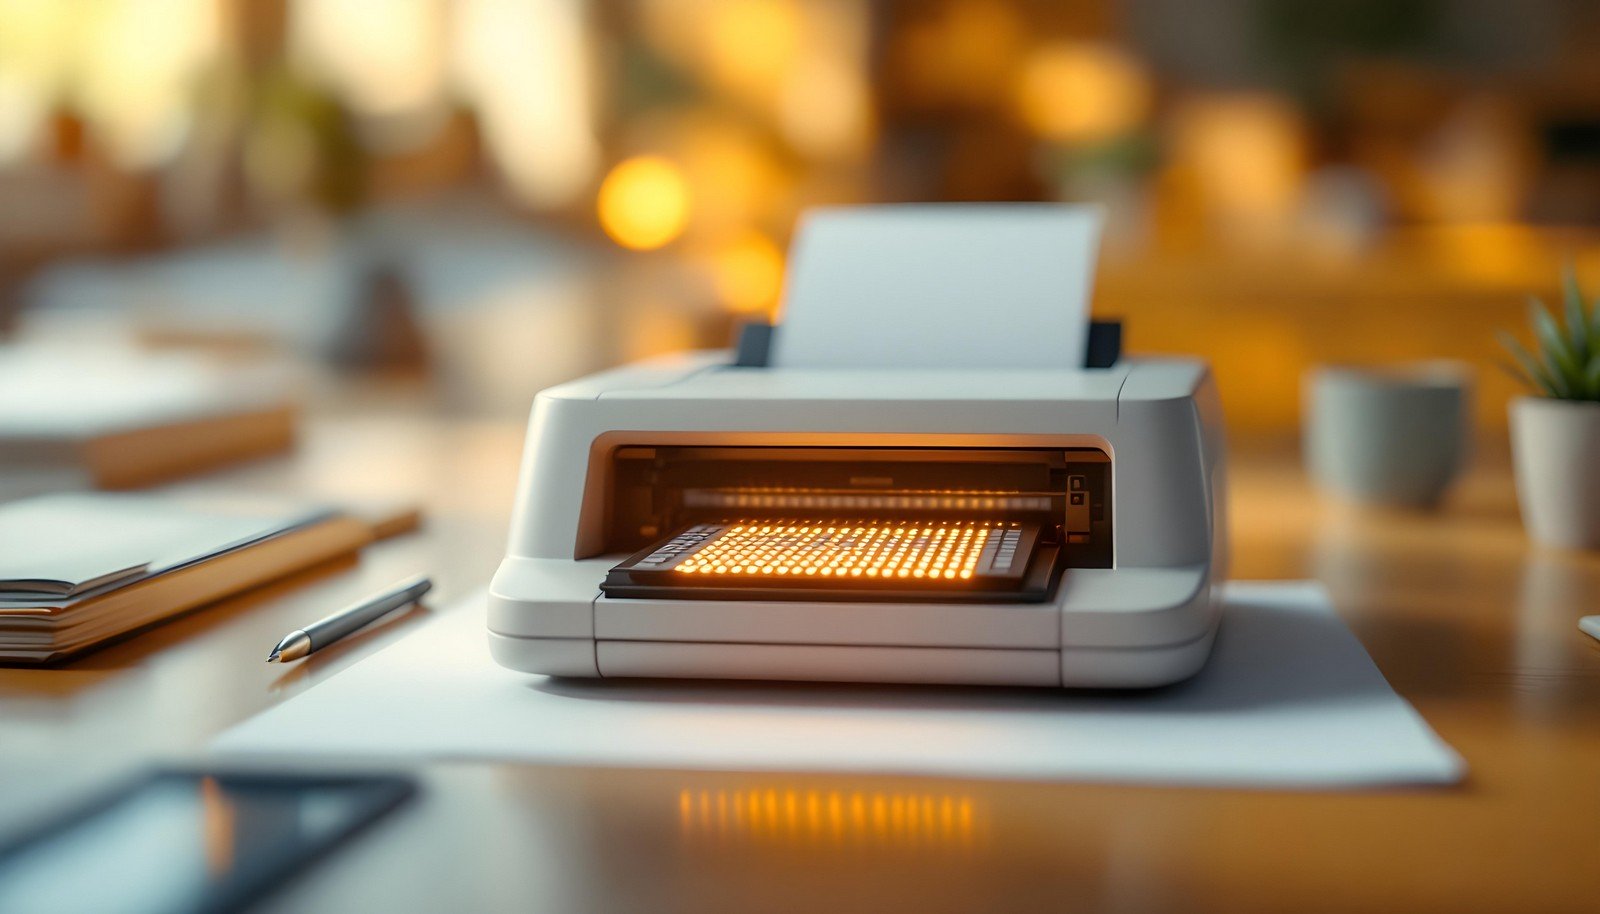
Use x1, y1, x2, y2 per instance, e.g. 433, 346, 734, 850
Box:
1, 413, 1596, 914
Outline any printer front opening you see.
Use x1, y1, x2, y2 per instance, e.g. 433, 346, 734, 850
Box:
599, 446, 1110, 603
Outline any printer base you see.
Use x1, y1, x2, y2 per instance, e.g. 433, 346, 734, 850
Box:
487, 559, 1223, 689
487, 625, 1217, 689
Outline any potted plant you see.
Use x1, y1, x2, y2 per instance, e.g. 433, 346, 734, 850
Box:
1499, 270, 1600, 549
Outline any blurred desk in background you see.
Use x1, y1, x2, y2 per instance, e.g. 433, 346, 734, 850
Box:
1098, 226, 1600, 435
19, 219, 1600, 442
0, 408, 1596, 913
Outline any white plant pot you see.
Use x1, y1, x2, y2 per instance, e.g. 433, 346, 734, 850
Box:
1510, 397, 1600, 550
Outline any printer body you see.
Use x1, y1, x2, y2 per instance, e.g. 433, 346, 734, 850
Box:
487, 351, 1228, 688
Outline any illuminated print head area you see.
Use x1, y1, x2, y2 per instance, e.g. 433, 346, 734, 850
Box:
672, 521, 1023, 580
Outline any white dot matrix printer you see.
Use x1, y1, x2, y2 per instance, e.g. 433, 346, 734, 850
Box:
489, 205, 1228, 688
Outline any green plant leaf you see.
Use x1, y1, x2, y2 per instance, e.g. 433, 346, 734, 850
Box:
1494, 358, 1539, 392
1498, 331, 1562, 397
1562, 265, 1589, 363
1590, 292, 1600, 365
1531, 298, 1580, 392
1586, 354, 1600, 401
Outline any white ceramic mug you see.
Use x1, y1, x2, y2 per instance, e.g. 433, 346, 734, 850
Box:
1304, 362, 1472, 508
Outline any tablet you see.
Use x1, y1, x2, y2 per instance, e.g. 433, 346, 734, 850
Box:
0, 769, 416, 914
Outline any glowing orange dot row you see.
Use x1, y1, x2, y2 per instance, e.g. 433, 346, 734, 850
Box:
671, 521, 1015, 580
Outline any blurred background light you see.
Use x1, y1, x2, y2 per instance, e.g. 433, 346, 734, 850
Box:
701, 0, 805, 104
74, 0, 224, 169
452, 0, 599, 210
1014, 42, 1151, 145
0, 0, 1596, 438
0, 71, 48, 165
666, 114, 781, 241
597, 155, 692, 250
0, 1, 73, 165
291, 0, 446, 119
704, 229, 785, 315
780, 53, 873, 160
1168, 94, 1307, 249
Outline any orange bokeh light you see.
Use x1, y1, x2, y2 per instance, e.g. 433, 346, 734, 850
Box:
1014, 42, 1151, 144
707, 230, 785, 315
597, 155, 691, 250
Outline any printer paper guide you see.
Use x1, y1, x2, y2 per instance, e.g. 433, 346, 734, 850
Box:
212, 582, 1465, 788
772, 205, 1103, 370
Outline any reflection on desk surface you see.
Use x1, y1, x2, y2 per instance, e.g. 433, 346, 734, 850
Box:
676, 785, 986, 851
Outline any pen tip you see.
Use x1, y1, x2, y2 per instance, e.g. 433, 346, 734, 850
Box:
266, 650, 281, 663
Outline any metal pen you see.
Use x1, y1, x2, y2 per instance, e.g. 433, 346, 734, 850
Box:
266, 575, 432, 662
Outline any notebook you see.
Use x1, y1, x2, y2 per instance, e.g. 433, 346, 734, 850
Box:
0, 345, 296, 490
0, 494, 374, 664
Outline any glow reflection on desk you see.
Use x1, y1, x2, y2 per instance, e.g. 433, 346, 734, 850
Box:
677, 786, 985, 849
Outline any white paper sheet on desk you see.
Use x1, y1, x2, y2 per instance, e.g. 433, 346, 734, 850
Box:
771, 205, 1101, 369
212, 582, 1465, 788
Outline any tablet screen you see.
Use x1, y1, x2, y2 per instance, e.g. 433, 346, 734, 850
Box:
0, 770, 415, 914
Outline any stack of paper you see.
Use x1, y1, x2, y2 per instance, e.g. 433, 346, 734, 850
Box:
0, 345, 296, 490
0, 494, 373, 664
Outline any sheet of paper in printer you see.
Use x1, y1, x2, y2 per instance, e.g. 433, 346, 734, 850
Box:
771, 204, 1103, 369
